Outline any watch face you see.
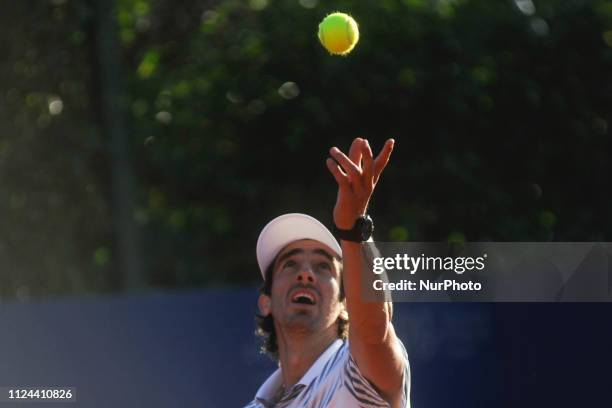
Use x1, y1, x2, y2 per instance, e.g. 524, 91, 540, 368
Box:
359, 216, 374, 240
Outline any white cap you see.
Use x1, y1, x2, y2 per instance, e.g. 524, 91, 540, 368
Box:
256, 213, 342, 279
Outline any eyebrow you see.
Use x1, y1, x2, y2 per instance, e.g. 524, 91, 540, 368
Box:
313, 249, 334, 263
276, 248, 304, 267
275, 248, 336, 268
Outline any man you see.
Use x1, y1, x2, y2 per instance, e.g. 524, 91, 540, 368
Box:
245, 138, 410, 407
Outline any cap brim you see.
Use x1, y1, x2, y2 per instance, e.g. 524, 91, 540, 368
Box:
256, 213, 342, 279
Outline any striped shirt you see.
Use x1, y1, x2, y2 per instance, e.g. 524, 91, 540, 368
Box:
244, 339, 410, 408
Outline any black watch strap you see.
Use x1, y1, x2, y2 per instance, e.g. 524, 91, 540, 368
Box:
333, 215, 374, 242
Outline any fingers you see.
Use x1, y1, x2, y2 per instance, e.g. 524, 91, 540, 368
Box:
362, 139, 374, 190
329, 146, 361, 180
326, 158, 350, 188
348, 138, 363, 167
373, 138, 395, 184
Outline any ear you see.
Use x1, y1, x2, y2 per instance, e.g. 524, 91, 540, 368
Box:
338, 300, 349, 321
258, 293, 272, 317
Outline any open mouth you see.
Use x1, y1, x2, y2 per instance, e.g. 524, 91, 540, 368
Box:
291, 290, 316, 305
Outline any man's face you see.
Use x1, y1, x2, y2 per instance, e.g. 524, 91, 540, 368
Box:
260, 239, 345, 335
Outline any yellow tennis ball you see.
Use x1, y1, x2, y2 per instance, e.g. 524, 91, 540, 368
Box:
318, 12, 359, 56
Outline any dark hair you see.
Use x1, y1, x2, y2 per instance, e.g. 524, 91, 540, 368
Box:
255, 258, 349, 360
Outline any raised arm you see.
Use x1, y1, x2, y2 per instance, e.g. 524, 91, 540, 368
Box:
326, 138, 407, 407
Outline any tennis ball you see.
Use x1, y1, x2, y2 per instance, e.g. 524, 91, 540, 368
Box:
318, 12, 359, 56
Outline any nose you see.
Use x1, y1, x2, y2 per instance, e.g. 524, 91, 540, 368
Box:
296, 263, 315, 283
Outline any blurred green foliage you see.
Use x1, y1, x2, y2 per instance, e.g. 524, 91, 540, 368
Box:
1, 0, 611, 299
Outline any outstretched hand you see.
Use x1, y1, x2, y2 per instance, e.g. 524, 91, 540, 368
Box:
326, 138, 394, 230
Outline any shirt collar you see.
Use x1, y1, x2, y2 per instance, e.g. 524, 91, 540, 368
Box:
255, 339, 344, 401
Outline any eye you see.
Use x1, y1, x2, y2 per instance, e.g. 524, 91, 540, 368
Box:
283, 260, 296, 269
318, 262, 331, 271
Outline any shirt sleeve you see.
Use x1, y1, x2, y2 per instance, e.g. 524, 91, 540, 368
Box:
344, 338, 411, 408
399, 339, 411, 408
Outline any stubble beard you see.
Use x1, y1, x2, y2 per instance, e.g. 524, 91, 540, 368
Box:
282, 307, 320, 335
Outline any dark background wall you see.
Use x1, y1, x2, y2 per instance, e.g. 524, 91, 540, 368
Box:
2, 292, 611, 407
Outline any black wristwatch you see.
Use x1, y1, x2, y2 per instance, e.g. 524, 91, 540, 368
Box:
334, 215, 374, 242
